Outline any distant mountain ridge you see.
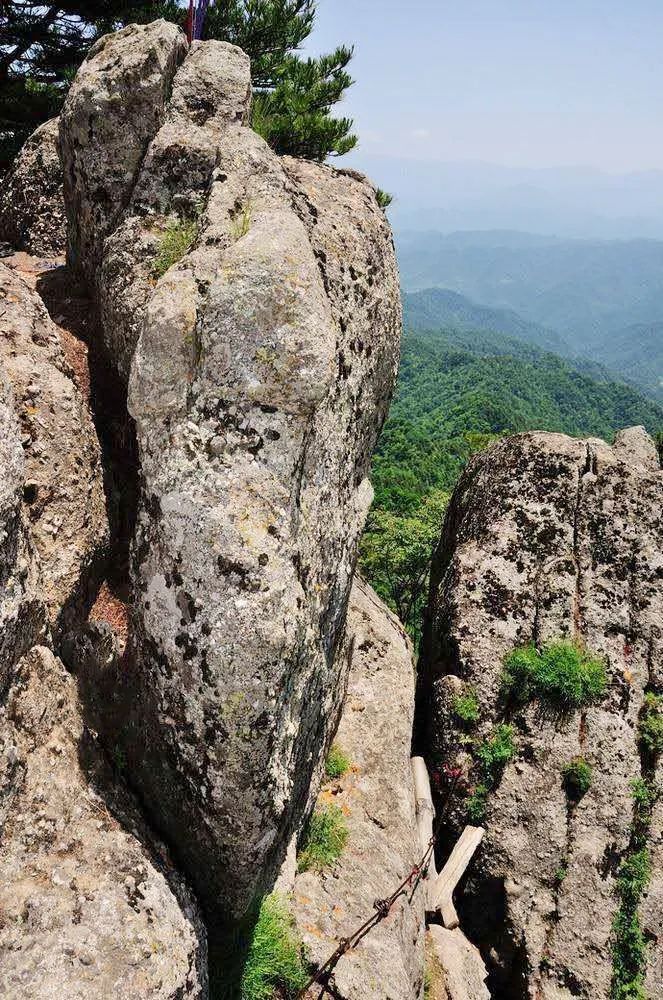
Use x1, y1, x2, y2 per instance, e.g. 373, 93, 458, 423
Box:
397, 231, 663, 403
403, 287, 570, 354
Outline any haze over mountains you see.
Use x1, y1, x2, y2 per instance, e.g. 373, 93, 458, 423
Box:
359, 158, 663, 239
397, 230, 663, 404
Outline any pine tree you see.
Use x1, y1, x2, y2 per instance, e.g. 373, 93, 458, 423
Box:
203, 1, 356, 160
0, 3, 180, 168
1, 2, 356, 169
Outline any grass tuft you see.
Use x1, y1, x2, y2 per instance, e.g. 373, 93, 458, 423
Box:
502, 640, 607, 714
297, 804, 348, 873
153, 217, 198, 279
325, 743, 350, 780
240, 893, 308, 1000
638, 692, 663, 758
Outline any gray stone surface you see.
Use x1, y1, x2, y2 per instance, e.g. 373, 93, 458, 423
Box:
0, 645, 207, 999
290, 578, 425, 1000
419, 428, 663, 998
0, 119, 65, 257
60, 19, 187, 285
59, 24, 401, 922
0, 262, 108, 637
0, 366, 46, 691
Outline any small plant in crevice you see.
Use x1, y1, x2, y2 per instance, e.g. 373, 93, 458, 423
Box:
466, 782, 489, 824
152, 216, 198, 279
230, 201, 252, 241
502, 640, 607, 715
553, 859, 569, 888
297, 804, 348, 873
239, 892, 308, 1000
465, 724, 516, 824
325, 743, 350, 780
611, 847, 651, 1000
638, 691, 663, 758
562, 756, 593, 802
451, 687, 480, 727
610, 778, 657, 999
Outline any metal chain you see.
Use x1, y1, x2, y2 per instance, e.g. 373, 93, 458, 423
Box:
296, 772, 459, 998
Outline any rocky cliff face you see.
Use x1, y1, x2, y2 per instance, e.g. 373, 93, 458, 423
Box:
0, 119, 65, 257
287, 578, 425, 1000
418, 428, 663, 999
57, 21, 401, 922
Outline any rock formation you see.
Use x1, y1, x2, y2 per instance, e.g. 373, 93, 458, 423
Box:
0, 263, 108, 639
0, 646, 207, 998
59, 21, 401, 921
287, 578, 425, 1000
0, 119, 65, 257
418, 428, 663, 998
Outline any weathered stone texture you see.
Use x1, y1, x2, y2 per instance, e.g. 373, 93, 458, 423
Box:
0, 645, 207, 999
419, 428, 662, 998
290, 579, 425, 1000
60, 19, 188, 285
0, 119, 65, 257
0, 262, 108, 636
59, 22, 401, 922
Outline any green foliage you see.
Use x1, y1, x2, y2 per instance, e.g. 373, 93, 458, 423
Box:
502, 641, 607, 714
153, 217, 198, 279
325, 743, 350, 780
359, 488, 449, 642
638, 692, 663, 757
553, 860, 569, 886
475, 724, 516, 782
562, 757, 592, 801
240, 892, 308, 1000
297, 804, 348, 873
375, 188, 393, 209
0, 1, 180, 168
251, 47, 356, 159
611, 848, 651, 1000
466, 783, 489, 824
451, 688, 480, 727
2, 1, 354, 170
630, 778, 658, 846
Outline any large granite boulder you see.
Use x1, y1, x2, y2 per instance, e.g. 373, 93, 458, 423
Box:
288, 578, 425, 1000
418, 428, 663, 998
0, 645, 207, 999
0, 119, 65, 257
0, 367, 46, 690
0, 263, 108, 639
60, 22, 401, 921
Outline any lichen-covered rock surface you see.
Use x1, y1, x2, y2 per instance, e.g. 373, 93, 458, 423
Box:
0, 262, 108, 638
0, 119, 65, 257
60, 21, 401, 921
0, 645, 207, 999
289, 578, 425, 1000
419, 427, 663, 998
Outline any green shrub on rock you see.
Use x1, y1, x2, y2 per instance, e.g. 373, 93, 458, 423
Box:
502, 640, 607, 714
638, 692, 663, 758
562, 757, 592, 801
451, 687, 480, 727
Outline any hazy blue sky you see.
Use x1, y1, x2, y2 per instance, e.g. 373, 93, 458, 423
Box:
305, 1, 662, 172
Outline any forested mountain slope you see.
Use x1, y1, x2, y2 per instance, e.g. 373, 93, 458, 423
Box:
397, 230, 663, 402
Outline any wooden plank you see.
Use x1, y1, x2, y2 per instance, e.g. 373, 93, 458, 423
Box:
411, 756, 438, 883
430, 825, 485, 928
